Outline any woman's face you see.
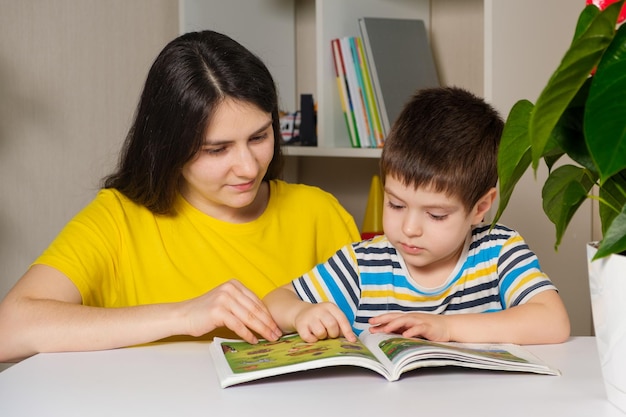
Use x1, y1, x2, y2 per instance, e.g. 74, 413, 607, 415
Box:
180, 98, 275, 222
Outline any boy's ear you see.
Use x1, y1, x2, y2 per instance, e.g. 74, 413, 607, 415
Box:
471, 187, 497, 225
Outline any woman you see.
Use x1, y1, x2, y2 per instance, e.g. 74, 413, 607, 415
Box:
0, 30, 359, 362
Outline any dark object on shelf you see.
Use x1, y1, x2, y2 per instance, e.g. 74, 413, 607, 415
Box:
299, 94, 317, 146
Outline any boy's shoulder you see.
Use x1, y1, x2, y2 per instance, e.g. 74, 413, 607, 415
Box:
352, 235, 395, 254
470, 223, 520, 246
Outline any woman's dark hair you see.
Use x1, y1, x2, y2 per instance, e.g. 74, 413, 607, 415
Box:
103, 30, 284, 214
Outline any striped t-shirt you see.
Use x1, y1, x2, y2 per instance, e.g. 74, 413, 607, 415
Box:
292, 224, 556, 335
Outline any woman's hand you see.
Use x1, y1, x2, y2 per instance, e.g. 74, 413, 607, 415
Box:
182, 279, 282, 344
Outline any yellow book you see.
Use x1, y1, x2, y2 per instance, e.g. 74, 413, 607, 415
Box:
356, 37, 385, 147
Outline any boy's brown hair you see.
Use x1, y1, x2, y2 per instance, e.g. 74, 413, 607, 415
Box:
380, 87, 504, 212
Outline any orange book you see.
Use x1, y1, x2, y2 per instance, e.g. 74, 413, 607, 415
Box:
331, 38, 360, 147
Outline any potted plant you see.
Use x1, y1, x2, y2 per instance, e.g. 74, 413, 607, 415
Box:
491, 0, 626, 412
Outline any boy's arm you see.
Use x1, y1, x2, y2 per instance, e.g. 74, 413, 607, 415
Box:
369, 289, 570, 345
264, 284, 357, 342
262, 285, 304, 333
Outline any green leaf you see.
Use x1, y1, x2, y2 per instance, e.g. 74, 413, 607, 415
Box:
599, 170, 626, 234
594, 204, 626, 259
585, 23, 626, 182
542, 165, 594, 249
573, 4, 601, 42
544, 151, 565, 172
493, 100, 533, 225
550, 78, 596, 171
528, 4, 620, 169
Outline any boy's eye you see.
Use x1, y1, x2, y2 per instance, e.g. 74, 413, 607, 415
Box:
386, 201, 404, 210
428, 213, 448, 221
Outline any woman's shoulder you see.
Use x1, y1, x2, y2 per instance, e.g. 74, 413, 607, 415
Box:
270, 180, 341, 205
93, 188, 129, 203
80, 188, 154, 221
88, 188, 138, 210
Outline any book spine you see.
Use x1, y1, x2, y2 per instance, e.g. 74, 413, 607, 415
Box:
358, 19, 391, 137
340, 36, 369, 148
356, 37, 385, 148
331, 38, 359, 148
349, 37, 375, 148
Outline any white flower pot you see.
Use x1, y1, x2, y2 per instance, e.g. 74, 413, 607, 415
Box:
587, 243, 626, 414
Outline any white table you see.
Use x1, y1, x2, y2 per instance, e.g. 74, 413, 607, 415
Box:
0, 337, 622, 417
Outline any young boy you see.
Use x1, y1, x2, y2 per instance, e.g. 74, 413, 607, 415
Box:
264, 87, 570, 345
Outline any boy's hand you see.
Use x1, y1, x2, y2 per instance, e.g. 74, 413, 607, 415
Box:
368, 312, 451, 342
294, 302, 357, 343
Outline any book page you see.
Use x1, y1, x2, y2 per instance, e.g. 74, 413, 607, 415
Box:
210, 334, 391, 388
358, 332, 560, 380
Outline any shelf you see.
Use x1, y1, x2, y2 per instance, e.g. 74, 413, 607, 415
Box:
182, 0, 426, 159
313, 0, 430, 150
282, 146, 381, 158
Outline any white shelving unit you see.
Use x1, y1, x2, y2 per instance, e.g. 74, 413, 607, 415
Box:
283, 146, 381, 158
181, 0, 429, 158
311, 0, 430, 151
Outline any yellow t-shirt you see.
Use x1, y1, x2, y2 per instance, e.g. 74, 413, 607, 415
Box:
34, 180, 360, 308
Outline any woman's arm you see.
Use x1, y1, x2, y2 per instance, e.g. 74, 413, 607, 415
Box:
0, 264, 281, 362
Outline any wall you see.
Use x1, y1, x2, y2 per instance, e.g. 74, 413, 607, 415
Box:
0, 0, 179, 344
181, 0, 297, 111
429, 0, 592, 336
485, 0, 594, 336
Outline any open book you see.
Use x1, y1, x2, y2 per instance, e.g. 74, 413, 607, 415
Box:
209, 332, 560, 388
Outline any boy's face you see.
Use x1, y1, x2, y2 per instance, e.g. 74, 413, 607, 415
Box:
382, 175, 494, 284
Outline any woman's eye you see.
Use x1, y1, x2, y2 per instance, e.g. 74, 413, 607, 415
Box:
203, 147, 226, 155
250, 132, 268, 142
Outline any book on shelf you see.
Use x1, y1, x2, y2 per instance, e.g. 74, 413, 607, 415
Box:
358, 17, 440, 136
339, 37, 370, 148
330, 38, 360, 148
355, 37, 384, 148
331, 36, 386, 148
209, 332, 560, 388
348, 37, 376, 148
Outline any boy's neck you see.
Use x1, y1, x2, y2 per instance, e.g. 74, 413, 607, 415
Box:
404, 234, 469, 290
